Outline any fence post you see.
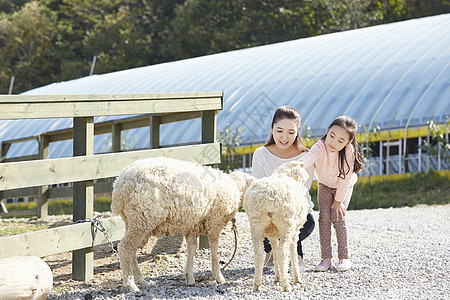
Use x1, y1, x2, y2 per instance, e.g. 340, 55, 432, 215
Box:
379, 141, 383, 175
198, 110, 218, 249
112, 123, 122, 152
150, 116, 160, 149
1, 142, 11, 163
426, 126, 430, 171
438, 142, 441, 171
0, 142, 10, 213
399, 139, 402, 174
386, 131, 390, 179
418, 137, 422, 172
37, 135, 50, 220
72, 116, 94, 281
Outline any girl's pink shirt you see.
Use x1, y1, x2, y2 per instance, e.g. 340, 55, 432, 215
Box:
300, 139, 357, 203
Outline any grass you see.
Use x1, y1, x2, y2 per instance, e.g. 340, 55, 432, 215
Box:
309, 171, 449, 210
0, 221, 48, 237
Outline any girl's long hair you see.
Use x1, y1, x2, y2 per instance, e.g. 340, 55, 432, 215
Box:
321, 116, 363, 178
265, 106, 308, 153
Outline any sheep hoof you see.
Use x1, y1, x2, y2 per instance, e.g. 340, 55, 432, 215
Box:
294, 277, 303, 284
253, 284, 261, 291
185, 273, 196, 286
282, 284, 293, 292
186, 277, 196, 287
215, 274, 226, 284
137, 279, 150, 288
126, 284, 140, 293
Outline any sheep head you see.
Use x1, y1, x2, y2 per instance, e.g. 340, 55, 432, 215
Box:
274, 162, 309, 185
229, 171, 252, 193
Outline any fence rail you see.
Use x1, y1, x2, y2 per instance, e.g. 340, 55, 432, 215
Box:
0, 216, 125, 258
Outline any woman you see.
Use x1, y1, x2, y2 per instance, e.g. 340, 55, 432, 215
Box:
251, 106, 315, 272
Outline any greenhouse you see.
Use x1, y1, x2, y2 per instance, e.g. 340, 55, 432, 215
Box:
0, 14, 449, 179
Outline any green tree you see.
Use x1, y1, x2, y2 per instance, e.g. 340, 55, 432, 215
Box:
404, 0, 450, 18
162, 0, 316, 60
0, 0, 31, 14
67, 0, 184, 74
0, 1, 57, 93
161, 0, 415, 61
40, 0, 95, 81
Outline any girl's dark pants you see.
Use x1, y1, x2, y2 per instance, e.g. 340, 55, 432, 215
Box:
263, 213, 315, 258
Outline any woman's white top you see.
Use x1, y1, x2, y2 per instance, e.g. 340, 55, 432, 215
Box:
251, 146, 315, 213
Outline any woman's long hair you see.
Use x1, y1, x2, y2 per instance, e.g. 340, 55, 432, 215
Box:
321, 116, 363, 178
265, 106, 308, 153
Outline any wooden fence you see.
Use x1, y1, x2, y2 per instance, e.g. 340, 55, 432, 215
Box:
0, 92, 222, 280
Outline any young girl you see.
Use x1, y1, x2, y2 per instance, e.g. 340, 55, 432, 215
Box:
251, 106, 315, 272
297, 116, 363, 272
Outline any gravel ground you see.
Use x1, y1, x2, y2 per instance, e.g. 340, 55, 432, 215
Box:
42, 204, 449, 300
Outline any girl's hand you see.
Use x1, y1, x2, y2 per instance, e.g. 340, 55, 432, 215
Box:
331, 201, 346, 220
246, 178, 254, 186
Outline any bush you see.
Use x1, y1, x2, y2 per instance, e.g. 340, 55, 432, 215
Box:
94, 196, 112, 212
6, 196, 112, 215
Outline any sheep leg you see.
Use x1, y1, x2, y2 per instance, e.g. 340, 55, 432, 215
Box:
277, 232, 292, 292
132, 253, 150, 289
209, 233, 226, 284
118, 228, 146, 292
250, 229, 265, 291
184, 232, 197, 286
290, 240, 301, 284
126, 232, 152, 288
290, 230, 301, 284
268, 237, 280, 283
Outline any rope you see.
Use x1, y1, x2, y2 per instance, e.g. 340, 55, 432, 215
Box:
220, 218, 238, 271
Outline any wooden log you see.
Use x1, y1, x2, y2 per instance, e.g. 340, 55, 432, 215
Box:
0, 256, 53, 300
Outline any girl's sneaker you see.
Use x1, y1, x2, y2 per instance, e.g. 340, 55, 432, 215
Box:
314, 259, 332, 272
336, 259, 352, 272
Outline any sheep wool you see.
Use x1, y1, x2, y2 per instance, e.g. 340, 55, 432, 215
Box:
244, 162, 309, 292
111, 157, 250, 292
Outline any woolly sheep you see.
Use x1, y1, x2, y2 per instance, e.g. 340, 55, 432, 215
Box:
244, 162, 310, 292
111, 157, 250, 292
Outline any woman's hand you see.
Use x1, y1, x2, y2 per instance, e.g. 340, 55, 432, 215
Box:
246, 178, 254, 186
331, 201, 346, 220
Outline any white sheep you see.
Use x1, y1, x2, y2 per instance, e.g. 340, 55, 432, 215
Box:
111, 157, 250, 292
244, 162, 309, 292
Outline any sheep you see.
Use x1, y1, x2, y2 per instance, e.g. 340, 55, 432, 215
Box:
111, 156, 250, 292
243, 162, 310, 292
